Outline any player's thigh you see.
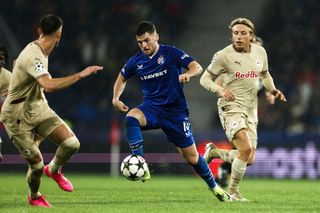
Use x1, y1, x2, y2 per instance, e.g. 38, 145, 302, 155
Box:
162, 116, 195, 148
233, 129, 252, 159
37, 116, 74, 145
136, 105, 160, 129
222, 111, 248, 143
127, 107, 147, 127
247, 120, 257, 149
11, 133, 43, 164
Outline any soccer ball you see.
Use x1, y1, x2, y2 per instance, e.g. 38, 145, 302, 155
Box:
120, 154, 148, 181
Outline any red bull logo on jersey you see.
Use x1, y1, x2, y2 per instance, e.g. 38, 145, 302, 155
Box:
235, 71, 258, 79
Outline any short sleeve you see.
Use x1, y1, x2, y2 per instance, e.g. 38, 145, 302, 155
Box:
169, 46, 194, 69
206, 51, 227, 75
27, 57, 50, 79
120, 57, 135, 80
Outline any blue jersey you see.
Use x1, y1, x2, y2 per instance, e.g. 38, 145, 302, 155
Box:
120, 44, 194, 112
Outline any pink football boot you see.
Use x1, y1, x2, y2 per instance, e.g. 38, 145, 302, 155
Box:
28, 195, 52, 208
43, 165, 73, 192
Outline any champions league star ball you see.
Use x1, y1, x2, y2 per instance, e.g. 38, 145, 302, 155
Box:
120, 155, 148, 181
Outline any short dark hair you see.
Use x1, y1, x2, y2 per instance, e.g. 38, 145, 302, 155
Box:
135, 21, 156, 36
0, 46, 8, 64
40, 14, 63, 35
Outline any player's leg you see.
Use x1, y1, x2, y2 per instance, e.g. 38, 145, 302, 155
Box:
246, 121, 257, 166
126, 106, 158, 182
36, 116, 79, 192
177, 144, 230, 202
205, 107, 238, 164
204, 143, 238, 164
11, 134, 52, 207
125, 108, 147, 156
228, 129, 252, 201
44, 123, 79, 192
164, 116, 230, 201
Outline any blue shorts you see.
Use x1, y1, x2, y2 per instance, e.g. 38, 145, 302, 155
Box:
137, 104, 195, 148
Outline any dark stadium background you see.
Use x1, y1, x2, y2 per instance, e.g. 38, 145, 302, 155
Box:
0, 0, 319, 179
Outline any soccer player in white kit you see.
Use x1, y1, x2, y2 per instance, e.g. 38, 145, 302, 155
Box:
0, 14, 103, 208
200, 18, 286, 201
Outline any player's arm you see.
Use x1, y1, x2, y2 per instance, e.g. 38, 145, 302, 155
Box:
112, 74, 129, 112
200, 71, 235, 101
37, 65, 103, 92
260, 70, 286, 102
179, 61, 203, 83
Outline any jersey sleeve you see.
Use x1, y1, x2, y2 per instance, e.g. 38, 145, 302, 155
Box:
26, 56, 50, 79
169, 46, 194, 69
120, 57, 135, 80
206, 51, 227, 75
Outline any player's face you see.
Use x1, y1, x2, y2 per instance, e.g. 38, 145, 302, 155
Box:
0, 51, 5, 68
231, 24, 253, 52
136, 32, 159, 56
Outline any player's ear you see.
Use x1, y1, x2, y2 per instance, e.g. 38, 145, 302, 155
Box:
37, 28, 42, 36
155, 33, 159, 41
56, 26, 62, 39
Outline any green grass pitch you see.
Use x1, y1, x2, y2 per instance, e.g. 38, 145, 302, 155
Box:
0, 173, 319, 212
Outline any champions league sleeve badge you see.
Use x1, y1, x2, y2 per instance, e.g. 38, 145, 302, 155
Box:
34, 59, 47, 73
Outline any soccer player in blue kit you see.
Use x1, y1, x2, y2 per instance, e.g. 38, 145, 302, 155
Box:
112, 21, 230, 202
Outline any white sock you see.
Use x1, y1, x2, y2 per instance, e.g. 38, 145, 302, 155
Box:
216, 149, 238, 163
229, 157, 247, 194
49, 160, 61, 174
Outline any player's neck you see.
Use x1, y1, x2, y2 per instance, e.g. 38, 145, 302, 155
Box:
148, 44, 160, 58
36, 36, 56, 56
233, 44, 251, 53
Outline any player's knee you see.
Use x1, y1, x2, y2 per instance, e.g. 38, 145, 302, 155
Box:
125, 116, 140, 127
20, 147, 41, 160
239, 146, 252, 161
29, 161, 44, 172
247, 155, 256, 166
61, 136, 80, 152
181, 151, 198, 165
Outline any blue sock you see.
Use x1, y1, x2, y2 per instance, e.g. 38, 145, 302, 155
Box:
192, 155, 217, 189
125, 116, 144, 156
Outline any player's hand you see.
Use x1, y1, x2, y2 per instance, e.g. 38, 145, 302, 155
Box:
112, 99, 129, 112
179, 73, 191, 83
265, 91, 275, 105
221, 88, 235, 102
79, 66, 103, 78
271, 89, 287, 102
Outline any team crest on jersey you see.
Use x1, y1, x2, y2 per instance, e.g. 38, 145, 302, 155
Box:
230, 121, 239, 129
157, 55, 165, 65
35, 60, 46, 73
256, 60, 262, 67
